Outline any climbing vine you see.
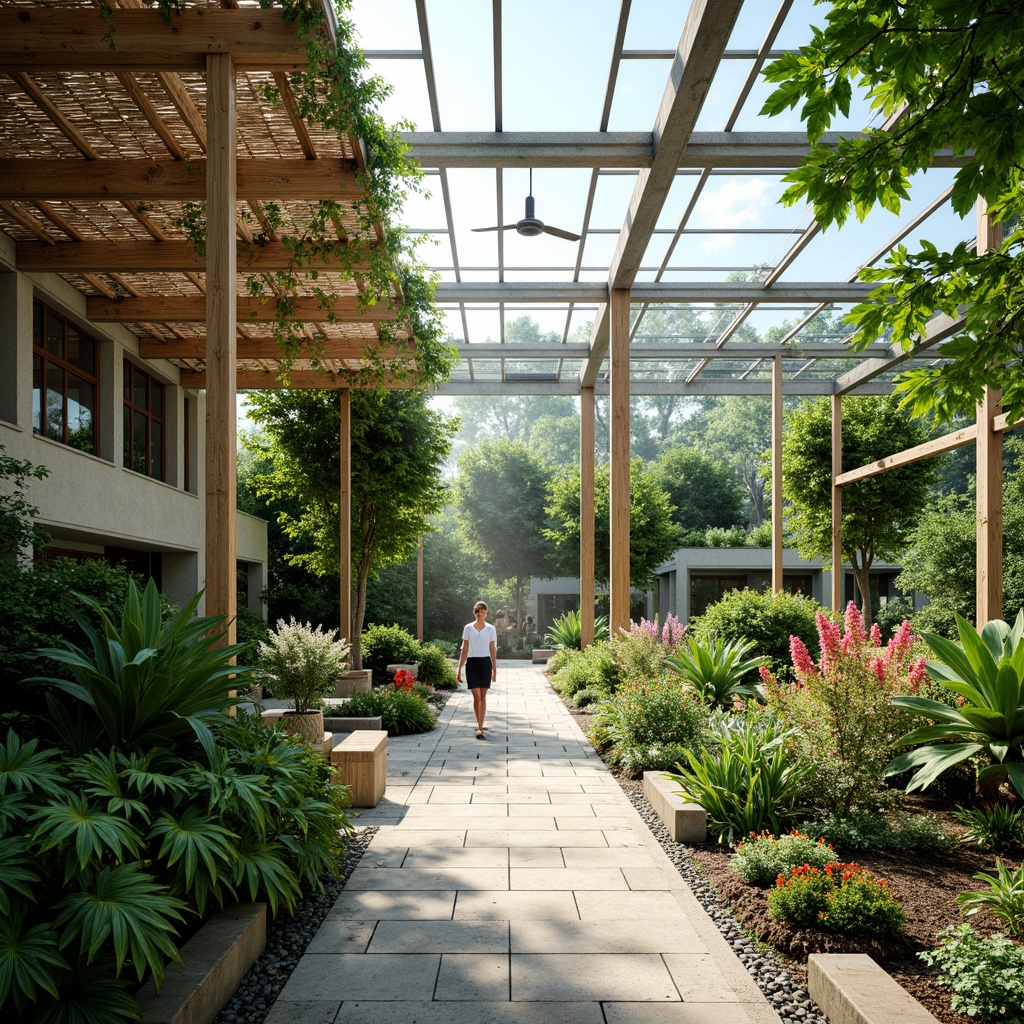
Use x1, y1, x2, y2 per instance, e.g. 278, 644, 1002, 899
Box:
135, 0, 453, 385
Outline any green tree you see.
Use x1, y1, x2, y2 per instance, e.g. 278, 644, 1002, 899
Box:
650, 446, 745, 534
762, 1, 1024, 422
898, 436, 1024, 624
244, 389, 457, 668
545, 458, 682, 590
0, 445, 49, 556
782, 396, 935, 622
451, 439, 554, 630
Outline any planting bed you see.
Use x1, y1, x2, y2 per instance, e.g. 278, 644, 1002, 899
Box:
566, 703, 1021, 1024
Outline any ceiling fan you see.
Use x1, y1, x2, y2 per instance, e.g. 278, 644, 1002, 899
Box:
472, 170, 581, 241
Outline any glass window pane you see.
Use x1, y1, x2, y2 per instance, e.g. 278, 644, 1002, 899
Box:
124, 361, 132, 401
45, 311, 63, 358
66, 376, 95, 454
67, 327, 96, 376
151, 380, 164, 419
32, 354, 43, 434
46, 365, 64, 439
123, 406, 132, 468
150, 421, 163, 480
134, 368, 148, 410
133, 411, 147, 473
33, 303, 43, 347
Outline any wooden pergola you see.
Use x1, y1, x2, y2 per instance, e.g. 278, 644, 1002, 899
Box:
0, 0, 1015, 645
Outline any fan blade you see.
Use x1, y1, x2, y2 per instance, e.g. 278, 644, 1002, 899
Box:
542, 224, 582, 241
472, 225, 518, 232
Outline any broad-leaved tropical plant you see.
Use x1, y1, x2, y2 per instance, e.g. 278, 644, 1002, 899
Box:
545, 609, 609, 650
885, 611, 1024, 796
28, 579, 249, 756
956, 859, 1024, 939
667, 634, 762, 709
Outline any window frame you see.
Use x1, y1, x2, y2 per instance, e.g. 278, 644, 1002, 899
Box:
32, 299, 100, 454
122, 359, 167, 482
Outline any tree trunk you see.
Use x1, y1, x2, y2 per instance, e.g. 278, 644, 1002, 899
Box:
743, 468, 766, 526
849, 550, 874, 624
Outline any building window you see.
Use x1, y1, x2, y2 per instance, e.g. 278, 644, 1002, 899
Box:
123, 361, 165, 480
32, 300, 99, 454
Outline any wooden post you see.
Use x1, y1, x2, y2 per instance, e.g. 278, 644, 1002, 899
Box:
771, 355, 783, 594
416, 534, 424, 641
204, 53, 236, 645
609, 288, 631, 634
976, 199, 1003, 625
339, 388, 352, 640
580, 386, 595, 648
831, 393, 843, 611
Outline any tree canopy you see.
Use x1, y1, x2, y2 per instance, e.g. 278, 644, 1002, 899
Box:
762, 0, 1024, 421
781, 395, 936, 622
649, 446, 746, 535
451, 438, 554, 630
243, 389, 456, 666
545, 458, 682, 591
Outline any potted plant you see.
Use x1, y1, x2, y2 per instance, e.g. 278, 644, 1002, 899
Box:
257, 618, 351, 744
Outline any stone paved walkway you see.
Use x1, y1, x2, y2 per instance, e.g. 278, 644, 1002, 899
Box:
265, 663, 783, 1024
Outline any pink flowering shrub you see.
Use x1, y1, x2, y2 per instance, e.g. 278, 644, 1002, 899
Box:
761, 602, 927, 815
609, 614, 688, 684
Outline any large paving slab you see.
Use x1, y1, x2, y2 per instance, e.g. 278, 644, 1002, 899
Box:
274, 663, 783, 1022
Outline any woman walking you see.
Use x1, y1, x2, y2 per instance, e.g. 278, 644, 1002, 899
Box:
456, 600, 497, 738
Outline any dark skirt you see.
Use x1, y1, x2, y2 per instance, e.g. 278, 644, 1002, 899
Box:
465, 656, 492, 689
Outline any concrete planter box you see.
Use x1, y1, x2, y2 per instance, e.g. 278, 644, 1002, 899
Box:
643, 771, 707, 842
323, 715, 383, 733
136, 903, 266, 1024
387, 662, 419, 680
334, 669, 373, 698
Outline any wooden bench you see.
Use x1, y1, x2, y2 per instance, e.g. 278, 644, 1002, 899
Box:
331, 729, 388, 807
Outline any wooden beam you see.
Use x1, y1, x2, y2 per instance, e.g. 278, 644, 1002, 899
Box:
17, 239, 371, 274
771, 355, 783, 594
88, 295, 398, 322
609, 288, 631, 634
180, 369, 413, 390
830, 394, 843, 611
204, 51, 237, 647
580, 385, 596, 649
139, 336, 413, 360
835, 424, 979, 486
977, 385, 1003, 624
0, 7, 309, 72
0, 159, 363, 200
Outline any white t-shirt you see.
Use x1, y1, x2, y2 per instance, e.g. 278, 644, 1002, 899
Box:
462, 622, 497, 658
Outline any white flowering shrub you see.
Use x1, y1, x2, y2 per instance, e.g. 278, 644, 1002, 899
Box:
258, 618, 350, 712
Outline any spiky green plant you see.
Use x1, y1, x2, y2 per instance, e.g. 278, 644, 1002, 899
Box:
545, 609, 610, 650
667, 634, 763, 709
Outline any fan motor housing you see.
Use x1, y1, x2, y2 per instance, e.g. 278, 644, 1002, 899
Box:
516, 218, 544, 237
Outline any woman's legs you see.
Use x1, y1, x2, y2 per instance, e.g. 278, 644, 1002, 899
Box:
471, 686, 488, 734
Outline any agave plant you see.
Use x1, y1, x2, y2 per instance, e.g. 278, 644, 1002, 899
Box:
28, 579, 251, 756
885, 610, 1024, 796
544, 609, 610, 650
667, 634, 763, 709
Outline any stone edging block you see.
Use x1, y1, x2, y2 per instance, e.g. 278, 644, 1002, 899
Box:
643, 770, 706, 842
532, 649, 554, 663
809, 953, 941, 1024
136, 902, 266, 1024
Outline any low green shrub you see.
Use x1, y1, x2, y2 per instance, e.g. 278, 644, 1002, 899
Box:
257, 618, 350, 715
667, 710, 808, 846
360, 623, 421, 685
803, 809, 950, 854
426, 637, 459, 659
920, 924, 1024, 1023
957, 860, 1024, 938
592, 674, 706, 777
234, 606, 271, 667
571, 686, 604, 708
608, 616, 686, 684
545, 646, 576, 676
730, 830, 836, 887
416, 643, 457, 689
551, 643, 618, 700
690, 587, 821, 683
954, 804, 1024, 855
328, 688, 436, 735
768, 861, 906, 937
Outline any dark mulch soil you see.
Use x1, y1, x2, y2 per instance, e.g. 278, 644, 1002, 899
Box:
563, 702, 1019, 1024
